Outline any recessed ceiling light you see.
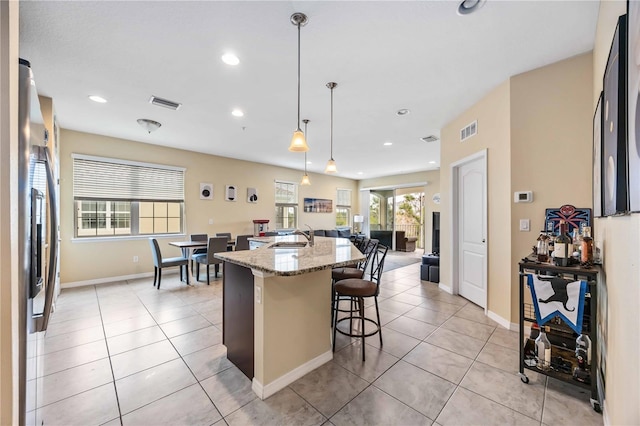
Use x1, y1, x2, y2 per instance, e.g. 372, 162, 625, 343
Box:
357, 172, 363, 175
222, 53, 240, 66
306, 161, 312, 165
232, 109, 244, 117
396, 109, 410, 116
88, 95, 107, 103
457, 0, 486, 16
383, 142, 393, 146
429, 161, 436, 164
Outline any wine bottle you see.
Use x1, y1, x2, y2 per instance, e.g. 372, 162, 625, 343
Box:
581, 226, 594, 264
553, 220, 571, 267
576, 334, 592, 366
535, 330, 552, 371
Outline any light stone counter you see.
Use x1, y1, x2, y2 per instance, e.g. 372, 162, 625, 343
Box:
214, 235, 364, 276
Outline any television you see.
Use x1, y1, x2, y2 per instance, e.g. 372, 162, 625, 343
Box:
432, 211, 440, 255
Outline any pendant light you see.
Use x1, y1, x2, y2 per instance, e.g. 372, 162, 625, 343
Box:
301, 119, 311, 185
325, 82, 338, 173
288, 12, 309, 152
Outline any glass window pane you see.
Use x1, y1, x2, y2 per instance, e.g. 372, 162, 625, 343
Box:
167, 218, 181, 233
154, 202, 168, 217
139, 218, 154, 234
140, 202, 154, 217
154, 218, 167, 233
167, 202, 181, 217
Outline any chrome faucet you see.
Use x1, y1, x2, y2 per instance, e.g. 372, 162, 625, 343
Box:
293, 224, 314, 247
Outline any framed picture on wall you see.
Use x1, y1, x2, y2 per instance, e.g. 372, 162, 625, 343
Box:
593, 92, 603, 217
303, 198, 333, 213
628, 0, 640, 212
602, 14, 628, 216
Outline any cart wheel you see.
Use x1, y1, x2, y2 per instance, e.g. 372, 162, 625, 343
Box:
520, 376, 529, 384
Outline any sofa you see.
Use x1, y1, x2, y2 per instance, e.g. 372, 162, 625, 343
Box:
369, 230, 417, 251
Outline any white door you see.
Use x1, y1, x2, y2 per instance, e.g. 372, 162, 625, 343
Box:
457, 155, 487, 307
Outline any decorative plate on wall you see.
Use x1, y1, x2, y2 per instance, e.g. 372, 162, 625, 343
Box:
225, 185, 237, 201
432, 193, 441, 204
200, 183, 213, 200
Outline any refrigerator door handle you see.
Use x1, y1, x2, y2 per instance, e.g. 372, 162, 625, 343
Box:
34, 146, 58, 332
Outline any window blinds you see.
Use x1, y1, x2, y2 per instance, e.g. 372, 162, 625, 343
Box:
337, 189, 351, 206
73, 155, 185, 201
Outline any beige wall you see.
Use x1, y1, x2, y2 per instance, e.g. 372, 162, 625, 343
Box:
593, 1, 640, 424
60, 129, 359, 284
358, 170, 440, 252
0, 1, 19, 424
440, 80, 512, 319
509, 52, 594, 321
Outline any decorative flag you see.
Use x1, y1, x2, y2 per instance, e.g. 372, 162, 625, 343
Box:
527, 274, 587, 335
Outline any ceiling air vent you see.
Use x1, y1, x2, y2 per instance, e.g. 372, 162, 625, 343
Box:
460, 120, 477, 142
420, 135, 439, 143
149, 96, 182, 111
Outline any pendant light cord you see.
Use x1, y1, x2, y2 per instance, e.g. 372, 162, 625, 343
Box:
303, 120, 308, 173
329, 85, 334, 160
297, 23, 301, 131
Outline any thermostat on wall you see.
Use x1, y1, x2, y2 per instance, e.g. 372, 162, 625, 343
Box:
514, 191, 533, 203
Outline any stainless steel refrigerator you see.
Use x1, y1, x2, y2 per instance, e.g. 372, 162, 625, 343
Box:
18, 58, 58, 425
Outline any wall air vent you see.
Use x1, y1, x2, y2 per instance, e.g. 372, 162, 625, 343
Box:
460, 120, 477, 142
420, 135, 439, 143
149, 96, 182, 111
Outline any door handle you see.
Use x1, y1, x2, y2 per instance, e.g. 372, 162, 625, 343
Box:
34, 146, 58, 333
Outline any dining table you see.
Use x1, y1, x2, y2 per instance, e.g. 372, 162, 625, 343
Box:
169, 238, 236, 283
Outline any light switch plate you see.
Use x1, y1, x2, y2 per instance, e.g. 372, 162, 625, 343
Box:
256, 286, 262, 304
208, 218, 214, 225
519, 219, 530, 232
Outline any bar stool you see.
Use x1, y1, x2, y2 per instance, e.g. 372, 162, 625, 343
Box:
331, 239, 378, 325
332, 244, 388, 361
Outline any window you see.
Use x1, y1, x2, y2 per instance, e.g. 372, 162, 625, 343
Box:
336, 188, 351, 227
275, 180, 298, 230
73, 154, 185, 238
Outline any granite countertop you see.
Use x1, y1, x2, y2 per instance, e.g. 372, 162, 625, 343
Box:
214, 235, 364, 276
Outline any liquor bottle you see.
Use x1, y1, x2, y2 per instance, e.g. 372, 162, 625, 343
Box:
553, 221, 572, 267
536, 232, 549, 262
572, 227, 582, 259
576, 334, 592, 366
581, 226, 594, 264
535, 330, 552, 371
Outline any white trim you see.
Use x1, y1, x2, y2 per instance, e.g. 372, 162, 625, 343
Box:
71, 152, 185, 171
71, 233, 187, 243
438, 283, 453, 294
602, 400, 610, 426
61, 270, 173, 288
360, 181, 428, 191
251, 350, 332, 400
449, 149, 487, 306
251, 269, 274, 278
487, 310, 511, 330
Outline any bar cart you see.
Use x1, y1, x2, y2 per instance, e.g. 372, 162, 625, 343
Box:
518, 257, 601, 412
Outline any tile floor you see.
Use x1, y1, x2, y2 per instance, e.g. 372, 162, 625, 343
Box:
28, 259, 603, 426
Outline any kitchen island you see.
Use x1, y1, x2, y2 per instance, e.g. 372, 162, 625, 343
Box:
215, 235, 364, 399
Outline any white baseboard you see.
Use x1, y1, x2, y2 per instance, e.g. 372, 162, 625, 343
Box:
486, 310, 512, 330
61, 270, 173, 288
251, 350, 333, 400
602, 400, 609, 426
438, 282, 453, 294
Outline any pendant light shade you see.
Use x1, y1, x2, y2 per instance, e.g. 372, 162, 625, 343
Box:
301, 119, 311, 185
288, 12, 309, 152
324, 82, 338, 174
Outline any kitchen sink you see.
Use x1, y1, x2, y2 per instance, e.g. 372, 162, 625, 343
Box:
268, 241, 308, 249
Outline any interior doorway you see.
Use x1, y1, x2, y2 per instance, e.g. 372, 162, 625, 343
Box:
451, 150, 487, 308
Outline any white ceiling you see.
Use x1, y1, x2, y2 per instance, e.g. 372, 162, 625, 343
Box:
19, 1, 599, 180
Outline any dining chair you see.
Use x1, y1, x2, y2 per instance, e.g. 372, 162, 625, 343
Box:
332, 244, 388, 361
148, 238, 189, 289
190, 233, 208, 272
235, 234, 252, 251
216, 232, 233, 251
193, 236, 227, 285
